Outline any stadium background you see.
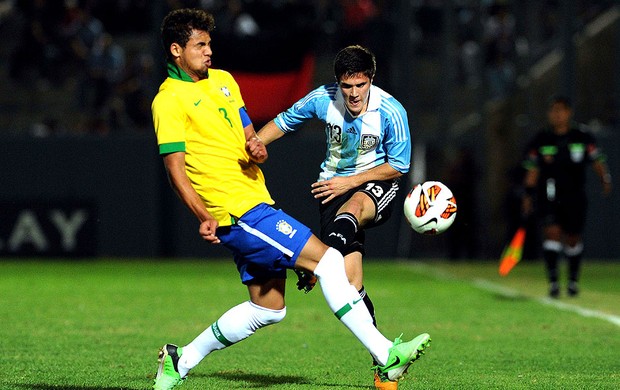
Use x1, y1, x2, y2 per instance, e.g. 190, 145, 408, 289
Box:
0, 0, 618, 260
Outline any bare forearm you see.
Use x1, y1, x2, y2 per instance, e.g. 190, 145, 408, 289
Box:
349, 163, 403, 187
163, 153, 211, 223
256, 120, 286, 145
170, 175, 210, 222
593, 160, 613, 195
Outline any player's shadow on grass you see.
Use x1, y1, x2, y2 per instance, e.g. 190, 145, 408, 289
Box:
207, 371, 374, 388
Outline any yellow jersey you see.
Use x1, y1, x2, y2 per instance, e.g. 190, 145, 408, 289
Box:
152, 63, 274, 226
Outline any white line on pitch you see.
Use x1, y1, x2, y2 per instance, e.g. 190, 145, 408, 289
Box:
473, 278, 620, 328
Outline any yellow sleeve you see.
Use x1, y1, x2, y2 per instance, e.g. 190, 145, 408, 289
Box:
152, 89, 187, 154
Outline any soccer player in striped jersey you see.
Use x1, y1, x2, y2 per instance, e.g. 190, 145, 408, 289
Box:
151, 10, 429, 390
258, 45, 417, 390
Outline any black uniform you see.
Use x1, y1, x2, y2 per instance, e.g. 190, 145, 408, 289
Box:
522, 123, 606, 297
523, 124, 603, 234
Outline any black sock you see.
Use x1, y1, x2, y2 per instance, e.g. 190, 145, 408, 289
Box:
323, 212, 359, 255
543, 249, 560, 283
360, 286, 379, 366
359, 286, 377, 327
567, 255, 582, 283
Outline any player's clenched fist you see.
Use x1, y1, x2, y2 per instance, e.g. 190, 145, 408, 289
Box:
199, 219, 220, 244
246, 136, 268, 163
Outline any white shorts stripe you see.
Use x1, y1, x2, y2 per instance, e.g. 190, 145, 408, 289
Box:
237, 220, 295, 258
376, 181, 399, 214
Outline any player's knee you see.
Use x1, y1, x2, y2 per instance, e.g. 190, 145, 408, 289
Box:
250, 302, 286, 327
543, 239, 563, 253
340, 194, 373, 223
339, 198, 363, 217
564, 241, 583, 256
314, 247, 345, 281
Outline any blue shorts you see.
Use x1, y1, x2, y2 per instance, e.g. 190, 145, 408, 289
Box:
217, 203, 313, 284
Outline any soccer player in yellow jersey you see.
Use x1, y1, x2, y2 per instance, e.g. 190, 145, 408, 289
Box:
150, 9, 430, 390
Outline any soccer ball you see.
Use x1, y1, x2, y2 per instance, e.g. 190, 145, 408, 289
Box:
404, 181, 457, 235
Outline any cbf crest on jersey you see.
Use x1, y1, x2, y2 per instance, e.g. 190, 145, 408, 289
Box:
220, 86, 231, 97
276, 219, 297, 238
360, 134, 379, 151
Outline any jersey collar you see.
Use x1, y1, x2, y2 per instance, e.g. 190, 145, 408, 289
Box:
167, 62, 194, 82
366, 85, 381, 112
338, 84, 380, 118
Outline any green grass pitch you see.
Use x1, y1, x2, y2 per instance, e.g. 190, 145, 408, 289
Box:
0, 258, 618, 389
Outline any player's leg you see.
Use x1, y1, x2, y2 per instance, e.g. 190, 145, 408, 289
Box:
322, 182, 397, 318
564, 233, 583, 296
326, 192, 376, 316
155, 278, 287, 389
562, 198, 586, 297
321, 181, 399, 388
315, 190, 377, 324
176, 279, 287, 375
154, 214, 290, 389
344, 252, 377, 322
542, 224, 563, 298
295, 238, 390, 363
296, 236, 430, 382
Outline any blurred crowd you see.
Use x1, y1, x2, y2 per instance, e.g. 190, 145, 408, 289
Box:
3, 0, 156, 136
1, 0, 370, 136
0, 0, 615, 136
411, 0, 615, 102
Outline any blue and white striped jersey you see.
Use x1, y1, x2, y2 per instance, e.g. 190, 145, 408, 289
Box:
274, 83, 411, 181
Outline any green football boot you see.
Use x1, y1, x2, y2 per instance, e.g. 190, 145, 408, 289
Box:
153, 344, 185, 390
375, 333, 431, 382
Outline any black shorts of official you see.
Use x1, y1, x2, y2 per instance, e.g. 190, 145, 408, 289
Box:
538, 193, 587, 234
319, 178, 401, 256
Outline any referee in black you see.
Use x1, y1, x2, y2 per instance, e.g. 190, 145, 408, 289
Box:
521, 96, 612, 298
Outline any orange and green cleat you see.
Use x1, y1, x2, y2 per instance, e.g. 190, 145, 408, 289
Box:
374, 369, 399, 389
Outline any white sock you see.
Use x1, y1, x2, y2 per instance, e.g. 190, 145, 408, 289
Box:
177, 301, 286, 377
313, 247, 392, 365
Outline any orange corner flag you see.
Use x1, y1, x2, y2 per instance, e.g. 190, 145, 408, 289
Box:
498, 227, 526, 276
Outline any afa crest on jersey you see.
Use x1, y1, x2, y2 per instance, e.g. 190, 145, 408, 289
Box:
360, 134, 379, 150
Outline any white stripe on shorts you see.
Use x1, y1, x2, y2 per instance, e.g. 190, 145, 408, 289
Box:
237, 220, 295, 258
376, 181, 399, 215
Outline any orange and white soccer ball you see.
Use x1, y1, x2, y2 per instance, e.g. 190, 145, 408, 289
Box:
404, 181, 457, 235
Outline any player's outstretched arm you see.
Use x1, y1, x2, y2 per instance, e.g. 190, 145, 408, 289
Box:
256, 120, 286, 146
244, 123, 268, 164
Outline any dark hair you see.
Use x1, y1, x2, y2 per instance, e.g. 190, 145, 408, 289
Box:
333, 45, 376, 81
549, 95, 572, 109
161, 8, 215, 62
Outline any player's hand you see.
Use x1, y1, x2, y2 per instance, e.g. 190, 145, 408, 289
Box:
294, 269, 317, 293
521, 194, 534, 218
199, 219, 220, 244
246, 136, 268, 164
311, 177, 353, 204
602, 181, 612, 197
